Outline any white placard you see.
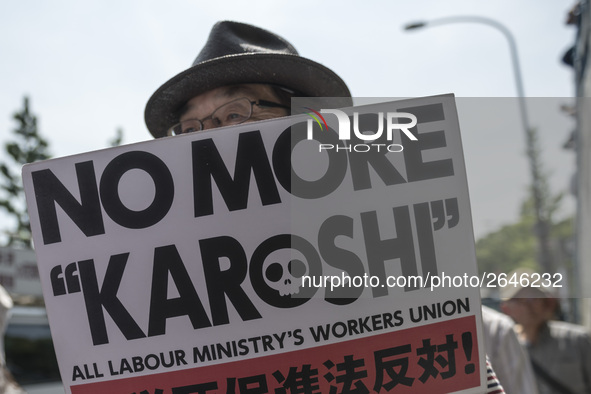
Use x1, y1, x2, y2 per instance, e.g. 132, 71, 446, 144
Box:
23, 95, 485, 394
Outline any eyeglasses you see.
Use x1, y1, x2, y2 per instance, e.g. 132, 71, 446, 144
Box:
168, 97, 290, 135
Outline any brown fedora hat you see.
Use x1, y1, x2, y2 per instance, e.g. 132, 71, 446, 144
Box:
145, 21, 352, 138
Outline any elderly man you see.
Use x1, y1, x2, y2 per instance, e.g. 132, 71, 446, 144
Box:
144, 20, 507, 393
501, 269, 591, 394
144, 21, 351, 138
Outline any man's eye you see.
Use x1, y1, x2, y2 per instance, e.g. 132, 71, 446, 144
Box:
226, 113, 243, 121
181, 119, 201, 133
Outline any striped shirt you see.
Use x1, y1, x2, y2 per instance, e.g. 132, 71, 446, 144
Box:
487, 357, 506, 393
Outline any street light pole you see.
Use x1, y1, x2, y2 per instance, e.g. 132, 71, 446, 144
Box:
404, 16, 553, 273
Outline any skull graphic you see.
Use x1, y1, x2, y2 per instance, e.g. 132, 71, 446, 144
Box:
264, 259, 307, 296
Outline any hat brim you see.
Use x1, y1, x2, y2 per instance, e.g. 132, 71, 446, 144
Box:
145, 53, 352, 138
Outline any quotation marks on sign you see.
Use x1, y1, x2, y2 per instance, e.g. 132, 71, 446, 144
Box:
430, 198, 459, 231
50, 262, 81, 296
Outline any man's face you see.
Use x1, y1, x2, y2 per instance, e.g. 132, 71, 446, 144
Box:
501, 291, 555, 328
502, 298, 545, 327
176, 84, 289, 133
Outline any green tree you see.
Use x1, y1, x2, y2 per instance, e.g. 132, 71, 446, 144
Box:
476, 195, 573, 276
109, 127, 124, 147
0, 97, 51, 247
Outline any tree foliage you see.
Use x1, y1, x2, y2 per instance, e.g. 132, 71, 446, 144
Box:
476, 195, 573, 275
109, 127, 124, 147
0, 97, 52, 247
477, 122, 573, 276
0, 97, 125, 248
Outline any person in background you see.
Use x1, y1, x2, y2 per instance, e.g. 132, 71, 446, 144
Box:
0, 285, 26, 393
501, 268, 591, 394
482, 304, 539, 393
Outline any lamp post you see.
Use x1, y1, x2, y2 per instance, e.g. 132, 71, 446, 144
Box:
404, 16, 553, 274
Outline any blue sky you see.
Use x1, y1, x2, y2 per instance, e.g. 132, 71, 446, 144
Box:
0, 0, 578, 239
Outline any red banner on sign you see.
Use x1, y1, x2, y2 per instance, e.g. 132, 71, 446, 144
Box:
71, 316, 480, 394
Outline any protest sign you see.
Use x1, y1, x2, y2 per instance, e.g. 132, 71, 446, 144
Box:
22, 94, 486, 393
